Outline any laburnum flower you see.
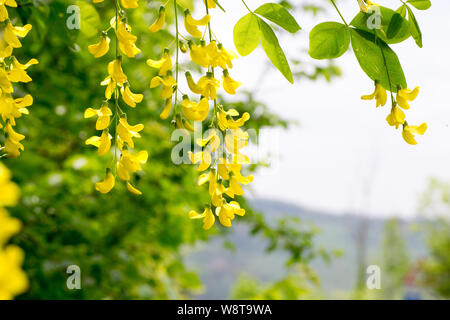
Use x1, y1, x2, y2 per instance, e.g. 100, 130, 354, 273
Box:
358, 0, 376, 12
147, 49, 173, 76
185, 72, 202, 94
116, 149, 148, 194
0, 0, 17, 22
101, 58, 128, 99
88, 34, 110, 58
85, 130, 112, 156
196, 129, 221, 152
0, 94, 32, 121
182, 96, 209, 121
3, 23, 32, 48
121, 83, 143, 108
0, 68, 13, 94
6, 58, 38, 83
95, 170, 115, 194
120, 0, 139, 9
402, 122, 427, 145
149, 6, 165, 33
160, 97, 173, 120
208, 42, 236, 69
222, 70, 241, 95
0, 36, 12, 59
217, 108, 250, 130
150, 71, 176, 99
4, 123, 24, 158
184, 9, 210, 38
361, 82, 387, 107
0, 236, 28, 300
189, 206, 215, 230
397, 87, 420, 110
225, 128, 248, 155
188, 41, 210, 68
84, 103, 112, 130
216, 201, 245, 228
117, 117, 144, 149
204, 0, 216, 9
110, 17, 141, 58
386, 106, 405, 129
0, 163, 19, 207
189, 151, 212, 171
197, 72, 220, 100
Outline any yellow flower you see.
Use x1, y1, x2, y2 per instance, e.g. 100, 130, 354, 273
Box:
126, 182, 142, 195
0, 243, 28, 300
0, 0, 17, 22
358, 0, 376, 13
95, 170, 115, 194
184, 9, 210, 38
216, 201, 245, 228
3, 23, 32, 48
386, 106, 405, 129
0, 163, 20, 207
361, 83, 387, 107
6, 58, 38, 83
86, 130, 112, 156
4, 123, 25, 158
150, 72, 176, 99
149, 6, 165, 33
197, 72, 220, 100
196, 129, 221, 152
188, 42, 210, 68
397, 87, 419, 110
204, 0, 216, 9
120, 84, 143, 108
84, 103, 112, 130
402, 122, 427, 145
222, 70, 241, 95
88, 35, 110, 58
160, 98, 173, 120
182, 96, 209, 122
185, 72, 202, 94
217, 109, 250, 130
116, 117, 144, 149
111, 17, 141, 58
212, 43, 237, 69
101, 59, 128, 99
147, 49, 172, 76
225, 128, 248, 155
189, 206, 215, 230
120, 0, 139, 9
189, 151, 212, 171
116, 149, 148, 181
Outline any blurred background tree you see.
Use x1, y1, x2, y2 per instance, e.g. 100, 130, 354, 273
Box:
2, 0, 339, 299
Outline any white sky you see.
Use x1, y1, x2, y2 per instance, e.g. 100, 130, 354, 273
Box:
206, 0, 450, 218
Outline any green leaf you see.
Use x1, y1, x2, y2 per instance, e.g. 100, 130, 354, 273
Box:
350, 28, 407, 92
308, 22, 350, 60
386, 13, 404, 39
396, 5, 407, 18
350, 6, 410, 44
407, 6, 423, 48
258, 17, 293, 83
407, 0, 432, 10
233, 13, 260, 56
77, 0, 100, 38
254, 3, 301, 34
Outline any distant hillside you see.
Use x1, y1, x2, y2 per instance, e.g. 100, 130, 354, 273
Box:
184, 198, 428, 299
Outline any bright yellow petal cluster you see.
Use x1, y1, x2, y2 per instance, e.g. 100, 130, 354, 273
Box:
0, 4, 37, 158
88, 0, 147, 195
0, 163, 28, 300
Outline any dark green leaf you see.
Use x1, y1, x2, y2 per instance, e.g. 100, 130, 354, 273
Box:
396, 5, 407, 18
386, 13, 404, 39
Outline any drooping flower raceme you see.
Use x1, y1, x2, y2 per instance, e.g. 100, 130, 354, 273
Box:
0, 162, 27, 300
148, 1, 252, 230
0, 1, 38, 158
87, 0, 147, 195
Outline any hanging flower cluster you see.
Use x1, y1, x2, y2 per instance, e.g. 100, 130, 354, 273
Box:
87, 0, 148, 195
148, 0, 253, 229
362, 83, 427, 145
0, 162, 27, 299
0, 1, 37, 158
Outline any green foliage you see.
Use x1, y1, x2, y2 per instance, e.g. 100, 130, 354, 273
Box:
407, 0, 432, 11
308, 22, 350, 60
233, 2, 300, 83
350, 29, 407, 92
